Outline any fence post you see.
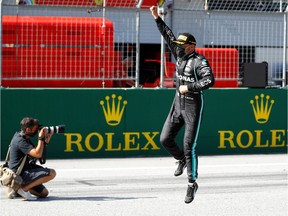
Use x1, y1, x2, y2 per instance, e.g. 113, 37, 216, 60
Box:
0, 0, 2, 160
282, 2, 287, 87
135, 0, 144, 88
159, 5, 167, 88
102, 0, 107, 88
0, 0, 2, 87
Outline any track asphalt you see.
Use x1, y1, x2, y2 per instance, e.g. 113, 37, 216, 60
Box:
1, 154, 287, 216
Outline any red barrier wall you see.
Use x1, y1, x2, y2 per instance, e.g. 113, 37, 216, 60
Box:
196, 48, 239, 87
1, 16, 239, 88
36, 0, 158, 8
2, 16, 114, 87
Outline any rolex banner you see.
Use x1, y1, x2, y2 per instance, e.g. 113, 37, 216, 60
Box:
0, 88, 287, 159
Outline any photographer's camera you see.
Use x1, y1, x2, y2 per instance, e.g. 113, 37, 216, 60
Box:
40, 125, 65, 134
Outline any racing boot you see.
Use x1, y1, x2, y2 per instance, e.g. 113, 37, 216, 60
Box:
184, 182, 198, 204
174, 157, 186, 176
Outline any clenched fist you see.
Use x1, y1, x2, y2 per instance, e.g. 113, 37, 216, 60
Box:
179, 85, 189, 94
150, 6, 159, 19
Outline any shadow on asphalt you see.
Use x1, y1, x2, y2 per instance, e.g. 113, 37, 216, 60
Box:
36, 196, 157, 202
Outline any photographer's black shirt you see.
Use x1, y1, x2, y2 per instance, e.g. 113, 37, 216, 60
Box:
8, 132, 34, 173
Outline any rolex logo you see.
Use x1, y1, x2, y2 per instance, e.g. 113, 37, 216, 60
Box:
250, 94, 274, 124
100, 94, 127, 126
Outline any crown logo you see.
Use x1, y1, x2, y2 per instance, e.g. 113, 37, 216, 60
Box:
100, 94, 127, 126
250, 94, 274, 124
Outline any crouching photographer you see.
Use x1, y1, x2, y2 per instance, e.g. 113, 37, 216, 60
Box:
6, 117, 64, 201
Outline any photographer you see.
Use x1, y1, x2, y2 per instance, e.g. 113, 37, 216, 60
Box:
7, 117, 56, 201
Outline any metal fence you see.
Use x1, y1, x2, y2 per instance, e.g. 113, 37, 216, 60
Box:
0, 0, 287, 88
171, 0, 288, 88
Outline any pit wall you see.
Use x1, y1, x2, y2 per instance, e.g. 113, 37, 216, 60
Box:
1, 88, 287, 159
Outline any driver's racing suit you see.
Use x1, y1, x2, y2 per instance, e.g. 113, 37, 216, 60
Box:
155, 17, 215, 183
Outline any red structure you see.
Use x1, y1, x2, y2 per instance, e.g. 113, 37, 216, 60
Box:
2, 16, 115, 87
196, 48, 239, 88
36, 0, 159, 8
1, 15, 239, 88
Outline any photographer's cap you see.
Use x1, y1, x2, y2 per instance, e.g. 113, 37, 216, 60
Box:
173, 33, 196, 45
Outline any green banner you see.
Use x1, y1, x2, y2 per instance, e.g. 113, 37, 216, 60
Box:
1, 88, 287, 159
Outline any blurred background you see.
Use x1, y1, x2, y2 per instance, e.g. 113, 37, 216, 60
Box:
1, 0, 287, 89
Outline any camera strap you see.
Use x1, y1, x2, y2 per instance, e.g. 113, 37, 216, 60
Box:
3, 145, 27, 175
39, 143, 47, 164
16, 154, 28, 175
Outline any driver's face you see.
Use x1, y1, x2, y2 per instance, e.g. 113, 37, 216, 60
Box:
181, 43, 195, 55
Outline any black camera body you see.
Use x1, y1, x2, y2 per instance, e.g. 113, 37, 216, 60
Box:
37, 124, 65, 165
39, 125, 65, 134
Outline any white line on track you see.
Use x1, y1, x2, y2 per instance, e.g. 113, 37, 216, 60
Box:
56, 162, 287, 172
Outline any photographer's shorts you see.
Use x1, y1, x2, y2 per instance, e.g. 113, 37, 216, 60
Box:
21, 164, 51, 192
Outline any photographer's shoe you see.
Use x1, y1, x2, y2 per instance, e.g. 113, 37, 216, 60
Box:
174, 158, 186, 176
7, 190, 18, 199
7, 187, 21, 199
17, 188, 37, 201
184, 182, 198, 204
